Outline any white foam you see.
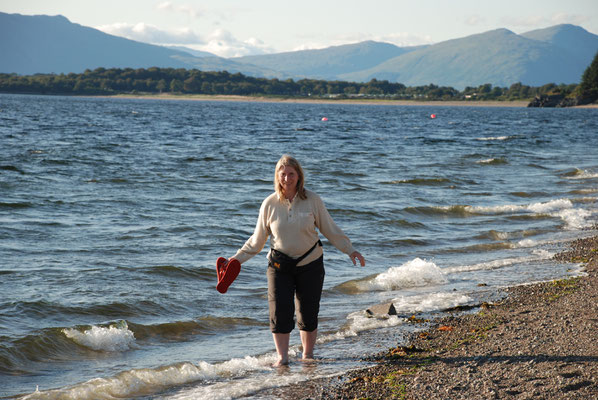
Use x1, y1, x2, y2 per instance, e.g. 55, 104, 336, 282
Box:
444, 249, 555, 274
476, 136, 511, 141
22, 355, 277, 400
63, 321, 135, 352
465, 198, 594, 229
554, 208, 592, 229
318, 312, 405, 345
392, 292, 474, 314
320, 292, 474, 344
467, 198, 573, 215
166, 372, 307, 400
360, 258, 447, 291
444, 256, 531, 274
516, 238, 537, 248
527, 198, 573, 213
565, 169, 598, 180
531, 249, 555, 259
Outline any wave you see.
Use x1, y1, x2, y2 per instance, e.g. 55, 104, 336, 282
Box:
382, 177, 452, 186
476, 158, 508, 165
6, 299, 170, 319
569, 188, 598, 195
338, 246, 561, 295
476, 228, 549, 242
129, 317, 263, 341
561, 168, 598, 180
63, 321, 135, 352
0, 201, 32, 209
380, 219, 426, 229
509, 191, 549, 198
359, 258, 447, 292
0, 322, 136, 374
0, 165, 25, 173
442, 250, 554, 274
392, 292, 474, 314
464, 198, 593, 229
403, 205, 473, 217
1, 317, 266, 375
0, 328, 74, 375
475, 135, 517, 141
19, 355, 278, 400
319, 290, 474, 346
132, 265, 214, 280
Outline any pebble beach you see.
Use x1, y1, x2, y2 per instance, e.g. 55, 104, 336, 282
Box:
264, 233, 598, 399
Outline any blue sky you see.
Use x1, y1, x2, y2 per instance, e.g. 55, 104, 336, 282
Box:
2, 0, 597, 57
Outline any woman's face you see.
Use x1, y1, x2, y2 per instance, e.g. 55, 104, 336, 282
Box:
278, 165, 298, 196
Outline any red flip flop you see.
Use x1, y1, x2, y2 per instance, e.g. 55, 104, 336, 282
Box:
216, 257, 241, 293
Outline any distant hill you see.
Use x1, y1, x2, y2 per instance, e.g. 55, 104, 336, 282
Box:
0, 12, 281, 78
338, 26, 598, 89
234, 41, 418, 80
0, 13, 190, 74
1, 12, 597, 89
163, 45, 217, 58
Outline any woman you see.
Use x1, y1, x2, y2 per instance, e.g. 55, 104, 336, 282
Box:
225, 154, 365, 366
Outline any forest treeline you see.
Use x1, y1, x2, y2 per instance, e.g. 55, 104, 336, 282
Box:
0, 67, 582, 101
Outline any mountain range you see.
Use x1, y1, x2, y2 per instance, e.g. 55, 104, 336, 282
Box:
2, 12, 597, 89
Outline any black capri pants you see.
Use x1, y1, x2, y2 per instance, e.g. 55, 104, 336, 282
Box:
267, 255, 325, 334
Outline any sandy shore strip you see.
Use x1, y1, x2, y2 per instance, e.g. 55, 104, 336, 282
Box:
260, 232, 598, 399
102, 93, 598, 108
105, 93, 533, 108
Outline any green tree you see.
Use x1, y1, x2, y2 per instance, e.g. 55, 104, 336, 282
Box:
156, 79, 167, 93
578, 50, 598, 103
169, 79, 183, 93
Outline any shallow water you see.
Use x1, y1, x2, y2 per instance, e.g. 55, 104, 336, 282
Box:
0, 94, 597, 399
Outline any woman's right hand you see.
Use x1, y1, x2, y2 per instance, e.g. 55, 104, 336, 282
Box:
350, 251, 366, 267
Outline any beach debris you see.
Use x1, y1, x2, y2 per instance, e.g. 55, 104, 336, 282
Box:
438, 325, 454, 331
388, 345, 425, 358
407, 315, 428, 323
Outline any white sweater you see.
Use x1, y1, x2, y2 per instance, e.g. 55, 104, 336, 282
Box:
232, 189, 356, 266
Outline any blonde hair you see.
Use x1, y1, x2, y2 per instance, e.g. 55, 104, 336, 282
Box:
274, 154, 307, 200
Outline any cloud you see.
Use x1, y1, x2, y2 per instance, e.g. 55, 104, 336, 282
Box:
96, 22, 274, 57
199, 29, 274, 57
156, 1, 204, 19
292, 32, 433, 51
549, 13, 590, 26
501, 13, 590, 28
375, 32, 434, 47
96, 22, 203, 45
464, 14, 486, 26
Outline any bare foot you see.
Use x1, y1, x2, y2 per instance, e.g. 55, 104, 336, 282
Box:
272, 358, 289, 367
301, 354, 315, 362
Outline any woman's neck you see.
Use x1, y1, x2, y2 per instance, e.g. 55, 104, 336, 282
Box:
284, 189, 297, 201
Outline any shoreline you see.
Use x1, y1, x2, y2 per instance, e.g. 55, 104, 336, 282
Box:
263, 232, 598, 399
104, 93, 532, 108
103, 93, 598, 108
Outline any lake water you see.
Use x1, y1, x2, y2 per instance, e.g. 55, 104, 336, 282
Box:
1, 94, 597, 399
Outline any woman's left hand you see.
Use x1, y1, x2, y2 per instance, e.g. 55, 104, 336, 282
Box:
350, 251, 366, 267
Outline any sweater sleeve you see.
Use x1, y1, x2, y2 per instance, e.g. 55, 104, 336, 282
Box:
313, 193, 356, 256
231, 198, 270, 264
